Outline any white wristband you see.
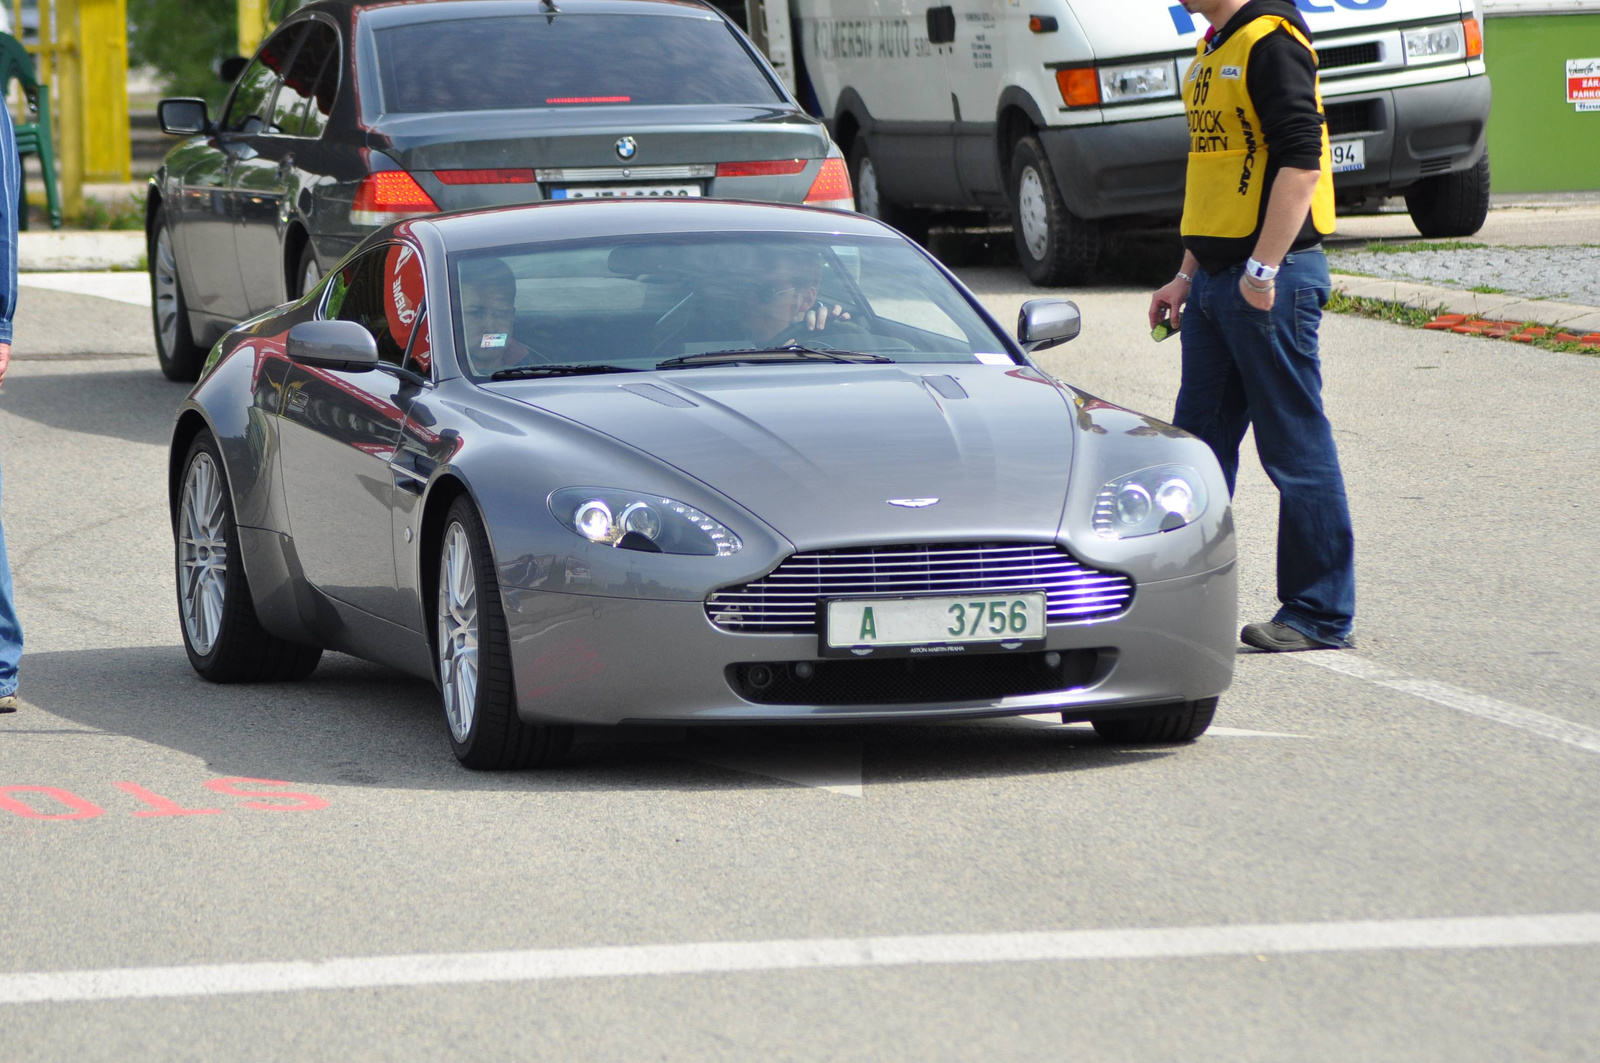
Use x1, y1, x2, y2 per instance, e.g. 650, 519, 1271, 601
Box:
1245, 257, 1280, 282
1175, 270, 1193, 284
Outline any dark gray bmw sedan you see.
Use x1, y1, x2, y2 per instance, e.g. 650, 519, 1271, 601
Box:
147, 0, 849, 381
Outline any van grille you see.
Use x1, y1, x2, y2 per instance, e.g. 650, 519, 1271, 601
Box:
1319, 42, 1381, 70
706, 543, 1134, 634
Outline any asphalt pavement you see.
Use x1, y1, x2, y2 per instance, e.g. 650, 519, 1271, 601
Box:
0, 251, 1596, 1060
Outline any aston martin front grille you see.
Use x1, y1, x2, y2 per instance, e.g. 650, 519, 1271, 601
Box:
706, 543, 1133, 634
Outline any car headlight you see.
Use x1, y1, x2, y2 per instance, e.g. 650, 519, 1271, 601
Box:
1403, 22, 1466, 63
1093, 465, 1208, 539
1098, 62, 1177, 103
549, 488, 742, 556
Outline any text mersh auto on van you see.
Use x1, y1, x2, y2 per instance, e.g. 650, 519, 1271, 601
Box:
793, 0, 1490, 285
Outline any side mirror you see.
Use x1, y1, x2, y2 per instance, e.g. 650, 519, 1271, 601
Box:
1017, 299, 1081, 352
157, 98, 210, 137
218, 55, 250, 83
288, 321, 380, 372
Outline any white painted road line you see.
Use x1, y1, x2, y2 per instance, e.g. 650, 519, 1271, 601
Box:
1299, 654, 1600, 755
3, 914, 1596, 1006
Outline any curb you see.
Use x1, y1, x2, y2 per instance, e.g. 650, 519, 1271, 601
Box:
19, 231, 145, 272
1330, 273, 1600, 335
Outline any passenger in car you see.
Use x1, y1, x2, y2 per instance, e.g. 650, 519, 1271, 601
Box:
458, 256, 538, 374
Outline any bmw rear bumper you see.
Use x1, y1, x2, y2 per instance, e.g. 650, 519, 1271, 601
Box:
501, 561, 1236, 725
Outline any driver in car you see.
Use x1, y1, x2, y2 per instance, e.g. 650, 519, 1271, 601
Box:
652, 245, 852, 355
459, 256, 538, 375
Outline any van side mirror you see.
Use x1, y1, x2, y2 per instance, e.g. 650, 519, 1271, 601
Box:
288, 321, 380, 372
1017, 299, 1081, 352
157, 98, 210, 137
219, 55, 250, 83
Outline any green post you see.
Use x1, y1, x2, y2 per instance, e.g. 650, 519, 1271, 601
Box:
1485, 12, 1600, 192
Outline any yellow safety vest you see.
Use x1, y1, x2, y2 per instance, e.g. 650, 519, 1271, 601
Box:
1179, 15, 1336, 241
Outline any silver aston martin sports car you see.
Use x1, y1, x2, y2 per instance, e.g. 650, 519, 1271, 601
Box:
169, 199, 1236, 769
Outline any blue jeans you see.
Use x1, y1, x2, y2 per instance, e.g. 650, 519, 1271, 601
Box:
1173, 249, 1355, 645
0, 463, 18, 696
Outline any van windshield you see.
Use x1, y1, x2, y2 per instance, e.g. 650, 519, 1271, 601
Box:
448, 233, 1016, 380
373, 15, 783, 114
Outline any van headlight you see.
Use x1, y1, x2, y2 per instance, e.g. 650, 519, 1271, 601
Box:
1093, 465, 1207, 539
550, 488, 741, 556
1403, 22, 1466, 63
1098, 62, 1177, 102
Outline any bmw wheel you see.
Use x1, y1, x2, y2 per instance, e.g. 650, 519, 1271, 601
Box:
1089, 698, 1218, 743
176, 431, 322, 682
436, 496, 572, 770
1009, 136, 1099, 287
150, 204, 210, 382
293, 240, 322, 301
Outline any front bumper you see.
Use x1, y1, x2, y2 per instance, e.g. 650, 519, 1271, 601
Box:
1035, 72, 1491, 221
500, 562, 1236, 725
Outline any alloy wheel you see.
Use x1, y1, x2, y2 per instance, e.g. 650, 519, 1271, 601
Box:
154, 228, 181, 356
1017, 166, 1050, 261
438, 521, 480, 743
178, 452, 228, 656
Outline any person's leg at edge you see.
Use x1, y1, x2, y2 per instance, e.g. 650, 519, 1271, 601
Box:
1172, 266, 1251, 496
1223, 252, 1355, 648
0, 463, 20, 709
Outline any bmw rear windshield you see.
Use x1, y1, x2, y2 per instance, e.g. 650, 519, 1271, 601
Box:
372, 14, 784, 113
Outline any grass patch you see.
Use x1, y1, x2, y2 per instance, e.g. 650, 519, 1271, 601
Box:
1356, 240, 1488, 255
1327, 290, 1597, 357
75, 190, 146, 231
1469, 284, 1507, 294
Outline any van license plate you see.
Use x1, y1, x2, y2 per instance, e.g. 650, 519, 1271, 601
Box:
1331, 139, 1365, 173
550, 184, 701, 199
824, 593, 1047, 657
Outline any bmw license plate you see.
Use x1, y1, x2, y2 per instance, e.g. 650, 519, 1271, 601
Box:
823, 593, 1047, 657
1331, 139, 1365, 173
550, 184, 702, 199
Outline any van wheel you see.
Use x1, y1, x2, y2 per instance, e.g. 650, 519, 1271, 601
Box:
1010, 137, 1099, 287
1089, 698, 1218, 743
849, 138, 930, 245
150, 204, 210, 382
1405, 153, 1491, 238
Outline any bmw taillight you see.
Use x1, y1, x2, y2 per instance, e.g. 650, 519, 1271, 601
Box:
716, 159, 808, 177
804, 157, 854, 211
350, 172, 439, 226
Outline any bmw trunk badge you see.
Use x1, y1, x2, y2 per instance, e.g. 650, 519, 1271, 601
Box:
615, 136, 637, 160
887, 498, 939, 508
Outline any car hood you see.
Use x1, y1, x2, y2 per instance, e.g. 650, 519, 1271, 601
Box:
493, 364, 1077, 551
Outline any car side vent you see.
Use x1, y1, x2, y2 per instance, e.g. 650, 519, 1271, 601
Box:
621, 382, 697, 408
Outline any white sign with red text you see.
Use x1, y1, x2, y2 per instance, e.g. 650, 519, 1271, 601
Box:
1568, 58, 1600, 108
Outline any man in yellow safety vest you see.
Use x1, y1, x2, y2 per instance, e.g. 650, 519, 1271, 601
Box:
1148, 0, 1355, 652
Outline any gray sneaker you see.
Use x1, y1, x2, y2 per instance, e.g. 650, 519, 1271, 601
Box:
0, 695, 17, 713
1241, 622, 1347, 652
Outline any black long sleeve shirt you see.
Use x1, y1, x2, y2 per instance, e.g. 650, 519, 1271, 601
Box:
1185, 0, 1328, 274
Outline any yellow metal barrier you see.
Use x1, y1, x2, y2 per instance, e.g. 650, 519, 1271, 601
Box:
8, 0, 129, 220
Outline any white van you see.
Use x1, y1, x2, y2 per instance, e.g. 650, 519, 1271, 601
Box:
789, 0, 1491, 284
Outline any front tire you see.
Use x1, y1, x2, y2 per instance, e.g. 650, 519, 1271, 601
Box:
1089, 698, 1218, 743
1405, 153, 1491, 238
150, 204, 210, 382
848, 137, 930, 245
1009, 136, 1099, 287
436, 496, 573, 770
176, 432, 323, 682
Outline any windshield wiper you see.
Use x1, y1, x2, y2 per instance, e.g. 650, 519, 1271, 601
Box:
489, 363, 642, 380
656, 346, 896, 370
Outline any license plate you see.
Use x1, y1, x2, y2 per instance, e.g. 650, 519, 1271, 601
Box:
1331, 139, 1365, 173
824, 593, 1047, 657
550, 184, 701, 199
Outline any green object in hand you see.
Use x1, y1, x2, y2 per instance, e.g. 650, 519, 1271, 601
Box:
1151, 315, 1180, 342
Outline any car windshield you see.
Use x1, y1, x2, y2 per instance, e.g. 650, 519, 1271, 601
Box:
373, 15, 782, 113
448, 232, 1017, 379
